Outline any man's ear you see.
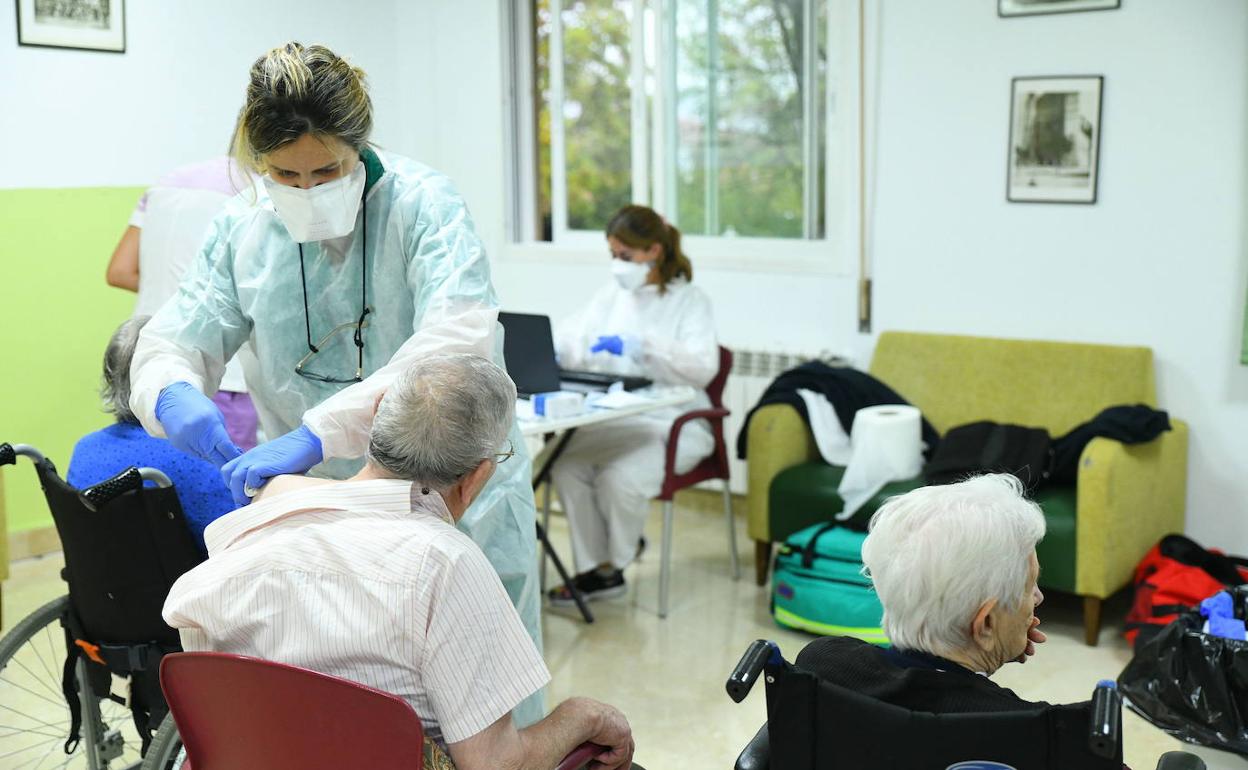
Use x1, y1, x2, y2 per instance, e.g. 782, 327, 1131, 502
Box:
372, 392, 386, 418
970, 599, 998, 651
450, 459, 494, 513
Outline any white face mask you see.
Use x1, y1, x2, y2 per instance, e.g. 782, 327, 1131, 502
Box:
611, 259, 651, 291
263, 162, 366, 243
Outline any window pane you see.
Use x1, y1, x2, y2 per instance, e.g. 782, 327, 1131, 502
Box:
672, 0, 824, 239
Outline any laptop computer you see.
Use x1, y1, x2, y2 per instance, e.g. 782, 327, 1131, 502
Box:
498, 311, 652, 397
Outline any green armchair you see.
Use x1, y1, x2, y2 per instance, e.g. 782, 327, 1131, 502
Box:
745, 331, 1189, 645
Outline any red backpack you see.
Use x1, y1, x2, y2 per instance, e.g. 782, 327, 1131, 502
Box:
1125, 534, 1248, 646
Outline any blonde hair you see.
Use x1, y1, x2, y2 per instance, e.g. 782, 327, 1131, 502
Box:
606, 205, 692, 295
231, 42, 373, 174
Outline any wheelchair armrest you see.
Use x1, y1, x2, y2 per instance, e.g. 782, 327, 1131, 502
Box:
556, 742, 607, 770
1155, 752, 1206, 770
735, 724, 769, 770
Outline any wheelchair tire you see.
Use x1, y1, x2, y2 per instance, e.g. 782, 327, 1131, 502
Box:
140, 714, 185, 770
0, 594, 146, 769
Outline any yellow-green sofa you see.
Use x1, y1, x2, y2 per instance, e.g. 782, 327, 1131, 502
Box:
746, 331, 1189, 645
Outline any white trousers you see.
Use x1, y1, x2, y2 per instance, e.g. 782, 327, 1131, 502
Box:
550, 415, 715, 573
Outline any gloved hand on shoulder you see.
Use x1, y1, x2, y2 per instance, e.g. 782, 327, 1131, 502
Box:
155, 382, 243, 467
221, 424, 324, 507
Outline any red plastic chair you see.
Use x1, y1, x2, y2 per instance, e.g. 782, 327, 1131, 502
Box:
159, 652, 602, 769
656, 345, 741, 618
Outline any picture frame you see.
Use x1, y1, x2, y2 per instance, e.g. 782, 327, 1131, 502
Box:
16, 0, 125, 53
1007, 76, 1103, 204
999, 0, 1120, 17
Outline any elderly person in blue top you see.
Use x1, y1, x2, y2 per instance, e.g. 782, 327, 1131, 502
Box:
125, 42, 542, 724
797, 474, 1049, 713
68, 317, 234, 554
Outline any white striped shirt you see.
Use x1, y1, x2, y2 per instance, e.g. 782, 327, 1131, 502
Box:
163, 478, 550, 745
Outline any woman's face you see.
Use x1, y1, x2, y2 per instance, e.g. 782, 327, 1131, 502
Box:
264, 134, 359, 190
607, 235, 661, 266
996, 551, 1043, 663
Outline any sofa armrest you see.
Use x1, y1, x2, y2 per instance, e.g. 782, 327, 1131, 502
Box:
745, 403, 821, 542
1074, 418, 1189, 598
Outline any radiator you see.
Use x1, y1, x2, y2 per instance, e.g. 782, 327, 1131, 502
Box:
716, 348, 849, 495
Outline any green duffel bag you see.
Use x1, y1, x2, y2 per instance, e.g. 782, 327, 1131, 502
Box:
772, 522, 889, 645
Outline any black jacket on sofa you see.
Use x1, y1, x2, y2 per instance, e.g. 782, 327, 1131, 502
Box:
735, 362, 939, 461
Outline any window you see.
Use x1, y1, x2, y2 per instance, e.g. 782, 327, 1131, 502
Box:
505, 0, 860, 269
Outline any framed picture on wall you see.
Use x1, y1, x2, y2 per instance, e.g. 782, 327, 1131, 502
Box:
16, 0, 125, 53
999, 0, 1120, 17
1007, 76, 1103, 204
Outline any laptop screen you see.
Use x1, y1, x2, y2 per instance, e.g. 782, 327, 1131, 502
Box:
498, 312, 562, 396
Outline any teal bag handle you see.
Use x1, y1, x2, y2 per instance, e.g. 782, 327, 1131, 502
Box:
801, 522, 841, 569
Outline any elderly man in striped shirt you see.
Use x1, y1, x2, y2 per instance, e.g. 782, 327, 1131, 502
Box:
164, 353, 635, 769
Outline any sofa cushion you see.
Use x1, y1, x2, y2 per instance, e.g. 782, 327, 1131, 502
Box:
769, 461, 1080, 594
768, 462, 925, 543
1032, 483, 1078, 594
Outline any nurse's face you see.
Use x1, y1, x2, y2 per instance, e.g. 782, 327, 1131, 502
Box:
607, 236, 660, 265
264, 133, 359, 190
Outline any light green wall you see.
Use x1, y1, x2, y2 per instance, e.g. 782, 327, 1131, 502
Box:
1, 187, 143, 534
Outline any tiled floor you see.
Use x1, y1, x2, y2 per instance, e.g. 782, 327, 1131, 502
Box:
4, 493, 1244, 769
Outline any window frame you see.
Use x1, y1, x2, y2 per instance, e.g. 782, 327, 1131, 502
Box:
501, 0, 861, 275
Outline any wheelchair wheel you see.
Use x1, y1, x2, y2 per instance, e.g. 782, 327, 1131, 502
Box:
140, 715, 184, 770
0, 595, 147, 769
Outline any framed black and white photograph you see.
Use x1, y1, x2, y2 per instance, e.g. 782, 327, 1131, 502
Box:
1007, 76, 1103, 204
999, 0, 1120, 17
16, 0, 125, 53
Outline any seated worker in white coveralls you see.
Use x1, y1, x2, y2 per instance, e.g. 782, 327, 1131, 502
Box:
548, 204, 719, 604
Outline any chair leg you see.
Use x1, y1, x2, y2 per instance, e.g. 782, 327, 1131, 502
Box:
1083, 595, 1102, 647
659, 500, 674, 619
754, 540, 771, 587
723, 481, 740, 581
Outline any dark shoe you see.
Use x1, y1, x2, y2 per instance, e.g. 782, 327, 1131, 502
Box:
548, 569, 626, 606
636, 536, 647, 560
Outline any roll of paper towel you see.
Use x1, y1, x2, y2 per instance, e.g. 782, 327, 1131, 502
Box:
836, 405, 924, 521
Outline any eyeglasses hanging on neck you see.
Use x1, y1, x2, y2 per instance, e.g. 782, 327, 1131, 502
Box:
295, 184, 370, 385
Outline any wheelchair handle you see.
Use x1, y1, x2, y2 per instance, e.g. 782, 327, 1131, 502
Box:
79, 466, 173, 512
727, 640, 780, 703
1088, 679, 1121, 759
0, 443, 46, 466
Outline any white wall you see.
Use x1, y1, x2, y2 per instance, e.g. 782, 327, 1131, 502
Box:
0, 0, 408, 189
5, 1, 1245, 552
397, 0, 1248, 553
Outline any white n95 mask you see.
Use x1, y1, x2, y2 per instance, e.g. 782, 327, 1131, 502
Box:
611, 259, 651, 291
263, 162, 366, 243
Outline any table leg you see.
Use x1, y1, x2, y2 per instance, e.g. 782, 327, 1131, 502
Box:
531, 429, 593, 623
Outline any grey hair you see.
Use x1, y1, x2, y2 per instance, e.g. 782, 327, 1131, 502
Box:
860, 474, 1046, 657
367, 353, 516, 491
101, 316, 151, 424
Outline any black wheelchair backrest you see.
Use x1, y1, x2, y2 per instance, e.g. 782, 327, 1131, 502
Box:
25, 452, 205, 646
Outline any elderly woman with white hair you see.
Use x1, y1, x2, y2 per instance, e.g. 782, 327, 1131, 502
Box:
797, 474, 1048, 712
68, 316, 235, 554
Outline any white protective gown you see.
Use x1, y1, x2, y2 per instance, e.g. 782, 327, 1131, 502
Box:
128, 148, 544, 724
552, 277, 719, 573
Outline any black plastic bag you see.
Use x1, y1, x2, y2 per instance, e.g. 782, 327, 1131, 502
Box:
1118, 611, 1248, 755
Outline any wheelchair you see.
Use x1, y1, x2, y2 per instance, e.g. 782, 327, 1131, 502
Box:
0, 442, 204, 770
726, 639, 1208, 770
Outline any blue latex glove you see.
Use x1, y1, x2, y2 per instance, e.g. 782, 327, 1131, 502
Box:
1201, 591, 1234, 620
155, 382, 243, 468
1209, 615, 1247, 641
591, 335, 625, 356
221, 425, 324, 506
